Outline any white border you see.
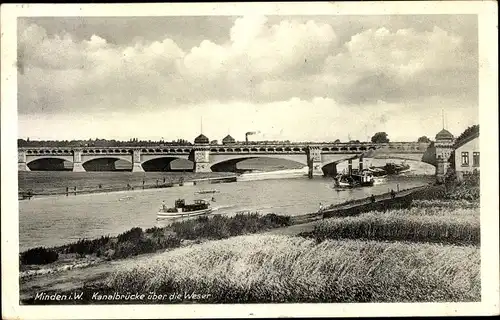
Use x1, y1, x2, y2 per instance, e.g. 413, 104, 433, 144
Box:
1, 2, 499, 319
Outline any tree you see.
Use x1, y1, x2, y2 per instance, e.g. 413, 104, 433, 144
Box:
417, 136, 431, 143
371, 132, 389, 143
454, 125, 479, 147
334, 139, 341, 143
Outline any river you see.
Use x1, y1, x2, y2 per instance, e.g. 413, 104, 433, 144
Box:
19, 175, 433, 251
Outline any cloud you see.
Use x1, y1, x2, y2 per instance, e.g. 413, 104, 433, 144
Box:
17, 15, 478, 141
325, 26, 476, 104
18, 96, 478, 142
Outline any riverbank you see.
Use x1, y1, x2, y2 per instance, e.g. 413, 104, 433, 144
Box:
20, 183, 432, 275
18, 171, 237, 198
19, 175, 480, 303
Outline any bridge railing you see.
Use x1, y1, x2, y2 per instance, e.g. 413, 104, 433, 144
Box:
18, 142, 429, 151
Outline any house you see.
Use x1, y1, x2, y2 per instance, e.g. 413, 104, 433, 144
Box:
453, 131, 479, 181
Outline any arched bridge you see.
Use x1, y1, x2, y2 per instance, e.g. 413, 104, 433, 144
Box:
18, 142, 435, 178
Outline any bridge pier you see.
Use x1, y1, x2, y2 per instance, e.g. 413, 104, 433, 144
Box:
18, 151, 30, 171
132, 150, 145, 172
192, 148, 211, 173
72, 149, 86, 172
307, 146, 323, 178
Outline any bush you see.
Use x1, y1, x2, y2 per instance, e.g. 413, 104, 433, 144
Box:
63, 236, 111, 255
259, 213, 292, 228
170, 213, 290, 241
117, 227, 143, 243
20, 247, 59, 265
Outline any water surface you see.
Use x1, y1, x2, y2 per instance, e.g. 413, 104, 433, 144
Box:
19, 175, 432, 251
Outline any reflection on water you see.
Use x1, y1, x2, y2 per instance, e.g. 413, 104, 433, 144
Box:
19, 175, 433, 251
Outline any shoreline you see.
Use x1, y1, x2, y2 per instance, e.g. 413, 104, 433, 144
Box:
19, 171, 433, 201
19, 172, 238, 200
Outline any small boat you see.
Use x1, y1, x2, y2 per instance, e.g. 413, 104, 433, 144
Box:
19, 191, 33, 200
382, 162, 411, 175
119, 196, 134, 201
157, 199, 212, 220
195, 189, 220, 194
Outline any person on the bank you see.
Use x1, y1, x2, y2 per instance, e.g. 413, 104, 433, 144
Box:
391, 189, 396, 199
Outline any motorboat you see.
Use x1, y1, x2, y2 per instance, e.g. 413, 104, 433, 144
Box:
195, 189, 220, 194
157, 199, 212, 220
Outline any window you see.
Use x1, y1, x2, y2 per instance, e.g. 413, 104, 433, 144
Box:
461, 152, 469, 166
473, 152, 480, 167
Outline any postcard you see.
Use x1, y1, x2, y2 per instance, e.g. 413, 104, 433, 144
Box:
1, 1, 498, 319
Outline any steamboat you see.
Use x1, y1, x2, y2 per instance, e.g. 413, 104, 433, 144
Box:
157, 199, 212, 220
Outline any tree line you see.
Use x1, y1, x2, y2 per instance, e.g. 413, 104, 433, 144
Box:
19, 131, 458, 148
17, 138, 193, 148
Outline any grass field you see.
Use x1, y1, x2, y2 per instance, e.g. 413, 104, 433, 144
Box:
308, 200, 479, 245
105, 234, 480, 303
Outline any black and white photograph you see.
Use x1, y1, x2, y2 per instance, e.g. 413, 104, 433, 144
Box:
1, 2, 498, 319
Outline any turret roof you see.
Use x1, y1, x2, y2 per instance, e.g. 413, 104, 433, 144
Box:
435, 129, 454, 140
194, 134, 209, 144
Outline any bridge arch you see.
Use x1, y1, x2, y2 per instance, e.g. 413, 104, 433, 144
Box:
81, 156, 133, 171
210, 155, 307, 173
141, 156, 194, 172
26, 156, 74, 171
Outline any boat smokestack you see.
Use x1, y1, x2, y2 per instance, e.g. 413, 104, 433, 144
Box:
359, 156, 363, 172
348, 159, 353, 175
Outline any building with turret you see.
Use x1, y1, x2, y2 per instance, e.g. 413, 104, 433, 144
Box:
194, 134, 209, 145
435, 128, 455, 180
222, 135, 235, 145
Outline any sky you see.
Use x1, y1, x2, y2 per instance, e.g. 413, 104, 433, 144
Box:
17, 15, 479, 143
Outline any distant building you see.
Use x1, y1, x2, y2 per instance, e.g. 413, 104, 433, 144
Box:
222, 135, 235, 145
454, 131, 479, 181
434, 128, 455, 178
194, 134, 209, 145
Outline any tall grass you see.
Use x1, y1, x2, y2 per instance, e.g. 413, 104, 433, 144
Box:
106, 234, 480, 303
411, 199, 479, 210
170, 213, 291, 240
309, 208, 479, 246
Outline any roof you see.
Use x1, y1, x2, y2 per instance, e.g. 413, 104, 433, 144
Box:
435, 129, 454, 141
454, 131, 479, 149
222, 134, 235, 142
194, 134, 209, 144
